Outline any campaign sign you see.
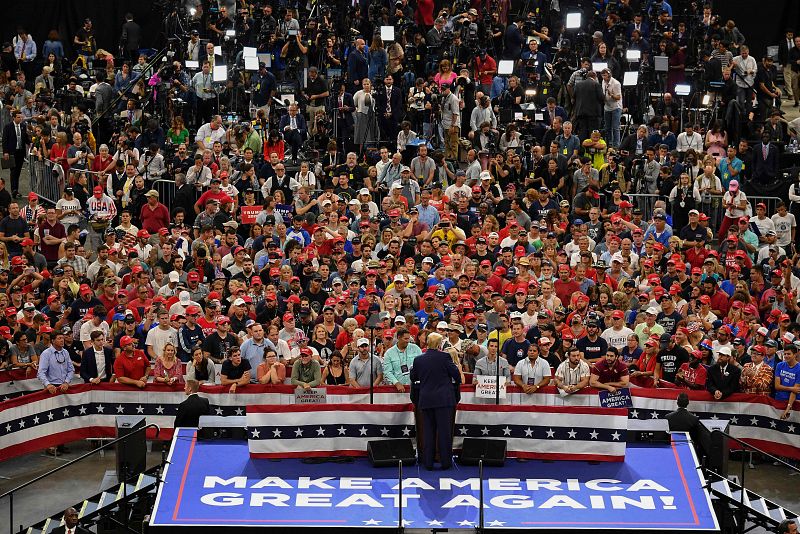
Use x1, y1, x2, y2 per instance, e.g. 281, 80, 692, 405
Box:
475, 375, 507, 399
294, 387, 327, 404
599, 388, 633, 409
239, 205, 261, 224
150, 428, 718, 530
274, 203, 294, 220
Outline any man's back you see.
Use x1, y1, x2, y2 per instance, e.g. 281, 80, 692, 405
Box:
175, 394, 210, 427
411, 349, 459, 409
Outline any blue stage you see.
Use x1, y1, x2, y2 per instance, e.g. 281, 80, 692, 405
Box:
149, 428, 718, 531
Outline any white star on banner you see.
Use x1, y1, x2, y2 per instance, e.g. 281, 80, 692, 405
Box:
481, 427, 490, 435
459, 426, 468, 435
215, 407, 224, 415
19, 420, 25, 428
156, 406, 164, 414
317, 427, 326, 436
337, 426, 347, 435
750, 417, 759, 426
272, 428, 282, 438
788, 424, 796, 433
770, 420, 777, 429
47, 412, 54, 420
32, 416, 39, 425
359, 426, 368, 436
116, 405, 124, 414
711, 413, 719, 420
589, 430, 599, 440
458, 520, 475, 526
502, 426, 511, 436
546, 428, 555, 438
96, 405, 104, 413
426, 520, 444, 526
78, 406, 87, 415
488, 520, 506, 526
251, 429, 260, 438
402, 427, 411, 436
4, 424, 10, 432
630, 409, 639, 419
363, 519, 381, 525
136, 405, 144, 414
524, 427, 533, 437
611, 431, 621, 441
294, 428, 304, 437
235, 408, 244, 416
396, 520, 412, 526
380, 427, 389, 436
650, 411, 660, 419
730, 416, 738, 425
62, 408, 70, 417
568, 429, 577, 439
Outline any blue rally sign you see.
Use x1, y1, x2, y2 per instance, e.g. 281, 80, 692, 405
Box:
150, 428, 718, 530
599, 387, 634, 408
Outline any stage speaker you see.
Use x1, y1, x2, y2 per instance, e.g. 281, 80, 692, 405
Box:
198, 416, 248, 440
699, 420, 729, 477
626, 419, 671, 444
116, 415, 146, 481
458, 438, 507, 467
367, 439, 417, 467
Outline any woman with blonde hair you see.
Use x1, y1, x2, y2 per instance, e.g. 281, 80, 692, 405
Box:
153, 343, 183, 385
434, 59, 457, 89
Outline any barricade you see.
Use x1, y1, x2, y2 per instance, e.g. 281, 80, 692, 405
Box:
28, 157, 65, 205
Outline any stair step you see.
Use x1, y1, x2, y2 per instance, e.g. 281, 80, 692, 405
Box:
710, 479, 731, 497
96, 491, 115, 510
730, 490, 751, 508
41, 517, 63, 534
772, 506, 787, 521
749, 498, 771, 517
136, 473, 157, 491
78, 499, 97, 518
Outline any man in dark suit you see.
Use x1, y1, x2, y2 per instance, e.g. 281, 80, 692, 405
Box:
278, 103, 307, 164
347, 38, 368, 94
120, 13, 142, 62
705, 347, 741, 400
376, 74, 403, 143
410, 333, 461, 470
80, 331, 115, 383
752, 132, 779, 185
502, 18, 525, 61
332, 82, 355, 152
2, 110, 29, 198
543, 97, 568, 127
572, 71, 605, 141
666, 392, 700, 432
175, 379, 211, 427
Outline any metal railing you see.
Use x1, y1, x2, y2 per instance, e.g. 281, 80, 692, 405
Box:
709, 427, 800, 534
0, 423, 160, 534
28, 157, 65, 206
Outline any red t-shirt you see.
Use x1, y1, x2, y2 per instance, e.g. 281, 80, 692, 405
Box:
114, 351, 149, 380
38, 220, 66, 262
591, 358, 629, 383
139, 203, 171, 234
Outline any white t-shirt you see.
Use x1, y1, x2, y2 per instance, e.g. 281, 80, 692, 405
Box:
771, 213, 795, 247
79, 320, 110, 343
145, 326, 179, 360
56, 198, 83, 226
750, 215, 776, 238
723, 191, 747, 218
601, 326, 634, 351
513, 356, 552, 385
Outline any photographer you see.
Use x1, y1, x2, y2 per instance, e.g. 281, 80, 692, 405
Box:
66, 131, 94, 175
474, 49, 496, 95
303, 67, 329, 134
137, 143, 166, 181
439, 83, 461, 161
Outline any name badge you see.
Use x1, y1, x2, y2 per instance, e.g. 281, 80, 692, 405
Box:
527, 378, 536, 385
400, 364, 409, 374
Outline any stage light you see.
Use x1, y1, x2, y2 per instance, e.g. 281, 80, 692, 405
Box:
675, 84, 691, 96
498, 60, 514, 75
525, 88, 537, 96
702, 94, 711, 105
212, 65, 228, 82
592, 62, 608, 72
626, 49, 641, 62
189, 7, 196, 16
622, 71, 639, 86
565, 12, 582, 29
380, 26, 395, 41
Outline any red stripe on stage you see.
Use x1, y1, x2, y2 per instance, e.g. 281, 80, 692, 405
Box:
173, 431, 197, 521
672, 438, 700, 525
246, 403, 415, 414
457, 403, 627, 417
250, 449, 368, 458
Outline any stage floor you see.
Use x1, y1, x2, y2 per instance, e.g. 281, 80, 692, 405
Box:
149, 429, 718, 531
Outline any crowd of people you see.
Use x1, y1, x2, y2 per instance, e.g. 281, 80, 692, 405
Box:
0, 0, 799, 440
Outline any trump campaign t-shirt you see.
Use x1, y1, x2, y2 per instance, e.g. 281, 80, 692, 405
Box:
774, 361, 800, 401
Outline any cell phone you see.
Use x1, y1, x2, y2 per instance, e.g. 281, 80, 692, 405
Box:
288, 29, 298, 36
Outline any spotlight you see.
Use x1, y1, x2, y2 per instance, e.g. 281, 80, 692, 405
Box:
622, 71, 639, 86
565, 12, 582, 29
675, 84, 691, 96
189, 7, 196, 16
626, 49, 641, 62
497, 60, 514, 75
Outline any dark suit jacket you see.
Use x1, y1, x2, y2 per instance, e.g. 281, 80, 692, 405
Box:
331, 92, 355, 129
174, 393, 211, 428
2, 121, 30, 154
666, 407, 700, 432
80, 346, 116, 382
778, 38, 794, 65
121, 21, 142, 52
347, 50, 368, 87
705, 364, 741, 399
503, 24, 525, 61
543, 105, 568, 127
753, 142, 779, 181
410, 349, 461, 410
278, 113, 307, 138
619, 134, 651, 163
572, 79, 604, 119
376, 85, 403, 123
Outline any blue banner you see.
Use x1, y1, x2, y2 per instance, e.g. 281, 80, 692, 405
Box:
150, 428, 717, 530
599, 388, 634, 408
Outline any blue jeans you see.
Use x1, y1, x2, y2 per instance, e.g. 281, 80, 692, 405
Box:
604, 108, 622, 148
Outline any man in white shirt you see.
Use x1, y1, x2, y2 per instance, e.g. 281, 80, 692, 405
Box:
146, 309, 179, 361
771, 202, 796, 248
554, 347, 591, 394
194, 114, 226, 154
676, 124, 703, 153
732, 45, 757, 109
79, 306, 110, 348
601, 310, 635, 350
513, 343, 551, 394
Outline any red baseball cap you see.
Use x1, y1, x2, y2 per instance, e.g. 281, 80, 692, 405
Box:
187, 271, 200, 282
120, 335, 135, 347
699, 295, 711, 304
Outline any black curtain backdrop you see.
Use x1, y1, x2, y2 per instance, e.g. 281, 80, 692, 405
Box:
0, 0, 164, 60
711, 0, 799, 59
